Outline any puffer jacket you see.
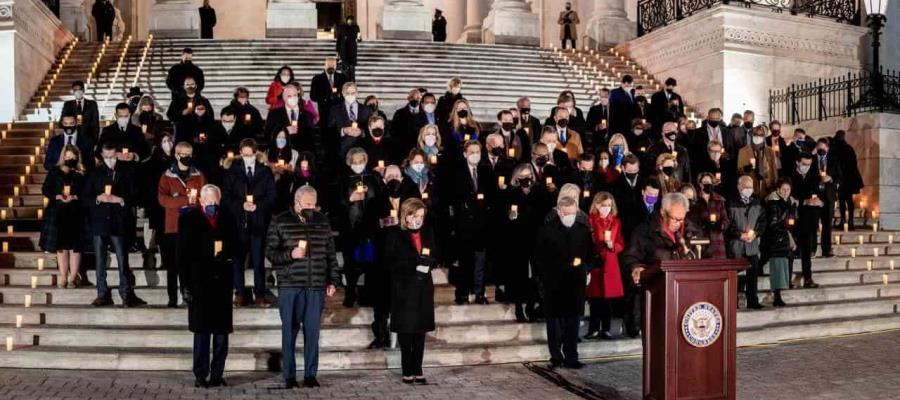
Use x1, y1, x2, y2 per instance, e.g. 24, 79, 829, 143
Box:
266, 209, 342, 288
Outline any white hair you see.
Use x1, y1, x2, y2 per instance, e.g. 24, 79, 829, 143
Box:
294, 184, 317, 200
661, 192, 689, 212
200, 184, 221, 199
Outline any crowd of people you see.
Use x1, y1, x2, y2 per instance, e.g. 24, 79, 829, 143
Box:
38, 46, 864, 388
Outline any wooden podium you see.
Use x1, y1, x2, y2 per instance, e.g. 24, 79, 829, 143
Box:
640, 259, 748, 400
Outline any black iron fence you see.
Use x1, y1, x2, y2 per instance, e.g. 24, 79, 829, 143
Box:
637, 0, 860, 36
769, 69, 900, 125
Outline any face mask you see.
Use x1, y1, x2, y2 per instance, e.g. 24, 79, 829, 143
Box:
179, 156, 193, 166
63, 126, 76, 134
612, 145, 624, 155
104, 158, 116, 169
634, 129, 644, 136
771, 128, 781, 135
702, 184, 714, 194
625, 172, 638, 180
599, 159, 610, 168
467, 153, 481, 165
665, 88, 673, 94
546, 143, 557, 152
407, 218, 423, 231
276, 138, 287, 148
450, 87, 461, 95
411, 163, 425, 173
161, 142, 173, 154
280, 75, 291, 84
115, 117, 128, 128
423, 104, 436, 114
740, 188, 754, 198
561, 214, 576, 228
457, 109, 469, 119
351, 163, 365, 174
73, 91, 84, 100
286, 96, 299, 107
535, 156, 549, 167
386, 179, 402, 197
242, 156, 255, 166
326, 68, 336, 74
665, 132, 677, 142
519, 177, 533, 188
299, 208, 315, 220
65, 159, 78, 168
512, 117, 520, 125
662, 166, 675, 176
406, 100, 419, 108
752, 136, 765, 145
367, 104, 378, 112
371, 128, 384, 138
817, 149, 827, 156
743, 122, 754, 129
502, 122, 515, 132
490, 147, 504, 157
557, 119, 569, 129
645, 194, 658, 205
598, 206, 612, 217
222, 122, 234, 131
424, 135, 437, 147
344, 95, 357, 104
204, 204, 218, 216
520, 107, 531, 115
711, 152, 722, 161
798, 165, 810, 175
708, 120, 721, 128
185, 85, 196, 92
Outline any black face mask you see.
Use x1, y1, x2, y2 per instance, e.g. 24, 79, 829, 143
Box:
370, 128, 384, 138
519, 178, 533, 188
326, 68, 336, 74
557, 119, 569, 129
817, 149, 827, 156
580, 170, 593, 181
665, 88, 674, 94
662, 166, 675, 176
490, 147, 504, 157
625, 172, 639, 180
457, 109, 469, 119
535, 156, 549, 167
409, 100, 419, 108
708, 120, 721, 128
367, 104, 378, 112
386, 179, 402, 197
512, 117, 519, 125
63, 126, 76, 134
743, 121, 753, 129
665, 132, 677, 142
501, 122, 515, 132
179, 156, 193, 166
65, 159, 78, 168
300, 209, 315, 220
520, 107, 530, 115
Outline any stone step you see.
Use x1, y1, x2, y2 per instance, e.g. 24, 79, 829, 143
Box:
2, 312, 899, 371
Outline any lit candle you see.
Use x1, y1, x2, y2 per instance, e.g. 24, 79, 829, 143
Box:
422, 192, 429, 200
13, 187, 18, 197
844, 223, 849, 233
835, 235, 841, 245
227, 151, 235, 159
63, 185, 71, 196
891, 260, 895, 270
37, 258, 44, 271
351, 122, 358, 129
104, 185, 112, 196
573, 257, 582, 267
29, 155, 35, 165
6, 337, 12, 351
710, 213, 717, 223
873, 223, 879, 232
23, 294, 31, 307
715, 172, 721, 182
429, 155, 438, 164
377, 160, 385, 169
6, 198, 12, 208
24, 165, 30, 175
246, 195, 254, 204
546, 177, 553, 186
746, 229, 755, 240
389, 209, 398, 219
464, 134, 470, 141
244, 114, 251, 123
508, 148, 516, 158
749, 158, 756, 169
883, 273, 889, 285
15, 315, 22, 328
874, 248, 879, 258
1, 210, 6, 220
300, 160, 309, 171
511, 205, 518, 213
422, 247, 431, 256
187, 101, 194, 109
356, 185, 365, 194
30, 276, 37, 289
331, 87, 337, 93
7, 226, 12, 237
141, 124, 148, 134
640, 147, 646, 152
787, 217, 795, 226
498, 176, 505, 187
476, 193, 484, 200
2, 242, 7, 253
214, 240, 223, 255
867, 260, 873, 271
859, 235, 864, 245
889, 234, 894, 245
604, 230, 612, 242
851, 247, 857, 258
297, 240, 307, 251
583, 190, 590, 198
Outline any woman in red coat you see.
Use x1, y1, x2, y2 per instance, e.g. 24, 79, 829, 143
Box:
266, 66, 320, 125
585, 191, 625, 340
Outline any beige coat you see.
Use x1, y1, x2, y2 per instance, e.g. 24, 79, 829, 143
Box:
561, 129, 584, 161
737, 145, 778, 197
558, 10, 580, 40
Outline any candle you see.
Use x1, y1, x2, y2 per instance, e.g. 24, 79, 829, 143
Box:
104, 185, 112, 196
422, 247, 431, 256
749, 158, 756, 168
873, 223, 879, 232
356, 185, 365, 194
890, 234, 894, 245
198, 133, 206, 142
844, 223, 849, 233
546, 177, 553, 186
464, 134, 470, 141
389, 209, 398, 219
498, 176, 505, 187
851, 248, 857, 258
859, 235, 864, 245
882, 273, 889, 285
19, 176, 25, 186
214, 240, 223, 255
6, 198, 11, 208
297, 240, 307, 251
788, 217, 795, 226
15, 315, 22, 328
710, 213, 717, 223
6, 337, 12, 351
2, 241, 7, 253
30, 276, 37, 289
640, 147, 646, 152
37, 209, 44, 220
695, 245, 703, 258
24, 294, 31, 307
7, 226, 12, 236
508, 148, 516, 158
573, 257, 582, 267
13, 187, 18, 197
867, 260, 873, 271
873, 210, 879, 219
77, 114, 83, 124
62, 185, 72, 197
583, 190, 590, 198
28, 155, 35, 165
227, 151, 235, 159
835, 235, 841, 245
277, 159, 285, 167
476, 193, 484, 200
1, 210, 6, 220
187, 101, 193, 109
244, 114, 252, 123
377, 160, 385, 169
511, 205, 518, 213
351, 122, 358, 129
429, 155, 438, 164
715, 172, 721, 182
746, 229, 755, 240
604, 230, 612, 242
37, 258, 44, 271
332, 87, 337, 93
246, 195, 254, 204
422, 192, 429, 200
874, 248, 879, 258
141, 124, 147, 134
300, 160, 309, 170
891, 260, 895, 270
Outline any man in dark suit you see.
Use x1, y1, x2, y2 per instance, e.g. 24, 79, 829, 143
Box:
649, 77, 684, 130
644, 122, 691, 184
453, 140, 496, 305
97, 103, 150, 163
610, 155, 645, 241
167, 76, 213, 126
328, 82, 372, 160
59, 81, 100, 141
309, 57, 348, 128
390, 89, 424, 161
166, 48, 205, 97
264, 83, 316, 153
91, 0, 115, 41
688, 108, 727, 177
335, 16, 360, 82
586, 88, 611, 151
222, 139, 277, 307
494, 110, 531, 163
814, 138, 840, 258
45, 113, 94, 172
413, 93, 440, 135
516, 97, 542, 144
790, 152, 822, 288
609, 75, 636, 137
226, 87, 264, 147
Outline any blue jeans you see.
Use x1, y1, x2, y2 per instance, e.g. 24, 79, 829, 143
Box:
93, 235, 133, 299
233, 233, 266, 297
278, 287, 325, 380
193, 333, 229, 381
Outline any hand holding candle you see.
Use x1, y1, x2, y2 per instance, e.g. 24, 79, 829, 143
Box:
509, 204, 518, 220
572, 257, 582, 267
214, 240, 223, 256
293, 240, 308, 259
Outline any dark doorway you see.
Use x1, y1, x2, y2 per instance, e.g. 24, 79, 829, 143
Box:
317, 2, 343, 34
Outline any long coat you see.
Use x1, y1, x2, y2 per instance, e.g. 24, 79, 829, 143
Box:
763, 193, 798, 259
498, 185, 553, 302
558, 10, 580, 39
534, 213, 595, 318
39, 167, 86, 252
81, 160, 137, 237
587, 213, 624, 299
386, 226, 437, 334
178, 208, 237, 334
199, 6, 216, 39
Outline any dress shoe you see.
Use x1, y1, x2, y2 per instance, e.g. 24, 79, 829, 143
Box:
342, 298, 355, 308
91, 296, 114, 307
563, 361, 584, 369
167, 301, 178, 308
746, 302, 765, 310
254, 297, 271, 308
285, 378, 300, 389
549, 359, 562, 369
303, 377, 320, 388
208, 378, 227, 387
233, 295, 247, 307
122, 294, 147, 308
600, 331, 615, 340
402, 377, 415, 385
367, 339, 384, 350
414, 377, 428, 385
626, 330, 641, 339
582, 331, 600, 340
821, 252, 835, 258
454, 297, 469, 305
803, 281, 820, 289
773, 298, 787, 307
194, 378, 208, 388
474, 295, 490, 305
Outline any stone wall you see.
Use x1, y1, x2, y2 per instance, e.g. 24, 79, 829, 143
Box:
785, 113, 900, 229
620, 4, 868, 122
0, 0, 73, 122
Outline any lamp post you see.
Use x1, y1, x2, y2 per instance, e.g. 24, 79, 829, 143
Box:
855, 0, 893, 111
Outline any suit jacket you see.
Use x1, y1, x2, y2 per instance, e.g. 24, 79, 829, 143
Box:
310, 71, 348, 126
452, 161, 496, 246
166, 61, 205, 95
222, 157, 277, 236
167, 93, 213, 125
391, 105, 422, 160
328, 101, 372, 136
60, 99, 100, 140
264, 106, 316, 152
97, 123, 150, 162
81, 160, 137, 237
609, 87, 636, 137
649, 90, 684, 127
44, 131, 94, 171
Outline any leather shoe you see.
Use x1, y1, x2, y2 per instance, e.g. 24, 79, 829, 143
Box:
803, 281, 820, 289
254, 297, 271, 308
454, 297, 469, 305
367, 339, 384, 350
474, 295, 489, 305
303, 377, 320, 388
549, 359, 562, 369
600, 331, 615, 340
773, 298, 787, 307
208, 378, 227, 387
414, 377, 428, 385
563, 361, 584, 369
746, 302, 765, 310
122, 294, 147, 308
233, 295, 247, 307
194, 378, 208, 388
285, 378, 300, 389
91, 296, 114, 307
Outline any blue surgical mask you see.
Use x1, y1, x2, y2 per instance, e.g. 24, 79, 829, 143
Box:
204, 205, 218, 216
276, 138, 287, 148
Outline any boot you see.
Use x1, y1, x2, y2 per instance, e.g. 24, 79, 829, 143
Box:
514, 303, 527, 323
142, 252, 157, 270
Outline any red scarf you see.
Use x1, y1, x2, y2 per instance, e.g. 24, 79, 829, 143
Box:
410, 231, 422, 254
204, 212, 218, 230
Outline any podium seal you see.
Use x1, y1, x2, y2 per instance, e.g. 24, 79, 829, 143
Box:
681, 302, 722, 347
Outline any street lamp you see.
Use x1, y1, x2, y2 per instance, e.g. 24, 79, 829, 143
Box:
854, 0, 893, 111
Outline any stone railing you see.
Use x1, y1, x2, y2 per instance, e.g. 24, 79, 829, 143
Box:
637, 0, 860, 36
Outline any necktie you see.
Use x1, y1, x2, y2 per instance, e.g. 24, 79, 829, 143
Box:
349, 104, 356, 121
471, 167, 478, 191
246, 166, 252, 178
328, 74, 333, 87
560, 130, 567, 144
66, 135, 73, 146
77, 100, 82, 112
290, 108, 297, 122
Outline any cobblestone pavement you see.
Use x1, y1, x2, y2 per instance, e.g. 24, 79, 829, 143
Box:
3, 331, 900, 400
556, 329, 900, 400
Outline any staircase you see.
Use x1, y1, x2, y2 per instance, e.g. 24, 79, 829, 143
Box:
1, 40, 899, 371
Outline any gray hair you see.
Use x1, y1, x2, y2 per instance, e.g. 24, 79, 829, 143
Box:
200, 184, 221, 199
557, 196, 577, 209
558, 183, 581, 205
345, 147, 368, 166
294, 184, 317, 200
661, 192, 689, 212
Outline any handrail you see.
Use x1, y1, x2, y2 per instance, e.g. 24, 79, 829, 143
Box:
100, 35, 133, 118
35, 38, 78, 117
130, 34, 155, 89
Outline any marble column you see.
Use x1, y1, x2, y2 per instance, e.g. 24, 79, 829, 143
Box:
266, 0, 317, 38
586, 0, 634, 47
381, 0, 431, 40
482, 0, 539, 46
59, 0, 88, 40
149, 0, 199, 38
460, 0, 490, 43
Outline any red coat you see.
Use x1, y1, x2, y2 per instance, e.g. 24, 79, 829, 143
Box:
158, 168, 207, 234
587, 213, 625, 299
266, 81, 320, 125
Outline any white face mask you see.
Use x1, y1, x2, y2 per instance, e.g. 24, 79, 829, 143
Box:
423, 104, 436, 114
411, 163, 425, 173
546, 142, 557, 152
599, 159, 610, 168
424, 135, 437, 147
286, 96, 300, 107
104, 158, 116, 169
344, 95, 357, 104
161, 142, 173, 154
740, 188, 754, 199
73, 91, 84, 100
467, 153, 481, 166
450, 87, 461, 95
351, 163, 365, 174
222, 122, 234, 131
280, 75, 290, 84
798, 165, 810, 175
117, 117, 129, 128
752, 136, 765, 145
242, 156, 255, 166
561, 214, 576, 228
598, 206, 612, 218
